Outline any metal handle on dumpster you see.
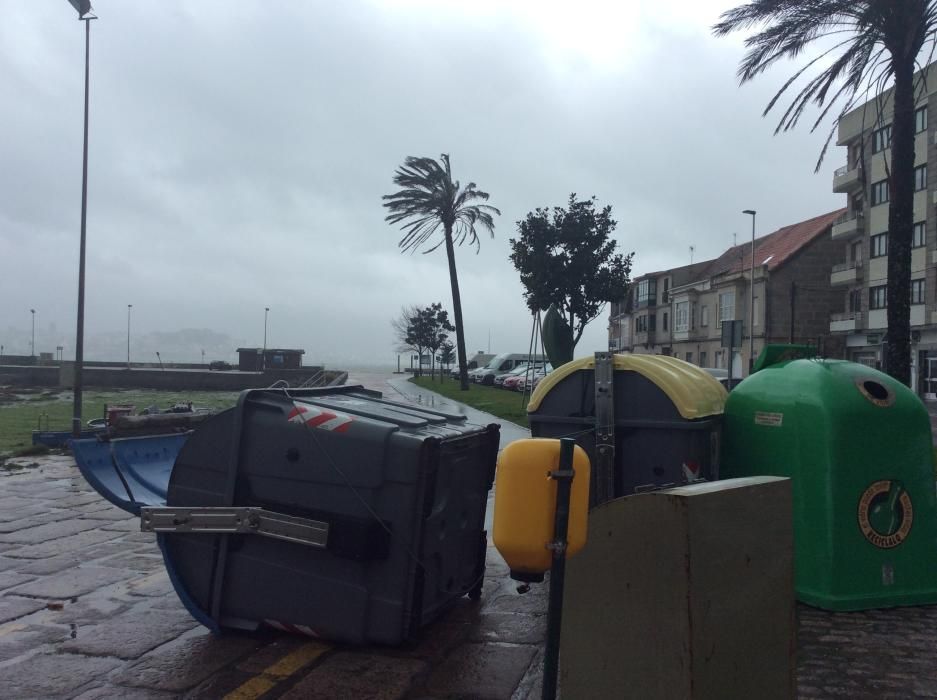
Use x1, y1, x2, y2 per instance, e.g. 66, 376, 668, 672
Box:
140, 506, 329, 548
593, 352, 616, 505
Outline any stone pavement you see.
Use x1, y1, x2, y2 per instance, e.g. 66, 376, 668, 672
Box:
0, 454, 547, 700
2, 376, 937, 698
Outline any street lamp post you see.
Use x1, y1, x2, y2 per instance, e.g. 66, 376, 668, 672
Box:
67, 0, 96, 437
263, 307, 270, 371
127, 304, 132, 369
30, 309, 36, 359
743, 210, 757, 374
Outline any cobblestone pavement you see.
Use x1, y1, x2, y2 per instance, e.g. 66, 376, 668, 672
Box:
5, 456, 937, 699
0, 455, 547, 700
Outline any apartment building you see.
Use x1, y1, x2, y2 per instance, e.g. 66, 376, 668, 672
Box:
610, 210, 843, 376
829, 63, 937, 396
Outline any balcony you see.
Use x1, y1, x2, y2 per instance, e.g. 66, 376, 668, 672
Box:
831, 211, 864, 240
830, 260, 863, 286
830, 311, 862, 333
832, 163, 863, 193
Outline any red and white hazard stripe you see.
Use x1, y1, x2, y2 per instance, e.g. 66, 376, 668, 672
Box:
287, 403, 353, 433
264, 619, 321, 637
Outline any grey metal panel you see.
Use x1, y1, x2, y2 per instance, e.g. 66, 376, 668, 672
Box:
561, 477, 794, 699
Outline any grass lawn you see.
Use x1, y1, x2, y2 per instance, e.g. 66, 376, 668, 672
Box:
0, 389, 240, 456
409, 376, 530, 428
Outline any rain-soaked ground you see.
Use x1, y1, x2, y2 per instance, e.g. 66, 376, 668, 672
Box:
0, 373, 936, 698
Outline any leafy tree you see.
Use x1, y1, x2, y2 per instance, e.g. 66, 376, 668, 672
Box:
439, 340, 456, 373
713, 1, 937, 386
391, 304, 422, 373
413, 303, 454, 381
509, 194, 633, 363
383, 154, 500, 390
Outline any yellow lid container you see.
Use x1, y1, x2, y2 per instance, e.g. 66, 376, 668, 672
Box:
493, 438, 591, 580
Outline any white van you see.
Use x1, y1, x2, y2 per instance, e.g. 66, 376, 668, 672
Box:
473, 353, 548, 385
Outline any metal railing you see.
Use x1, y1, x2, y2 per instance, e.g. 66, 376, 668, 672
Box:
833, 210, 864, 226
831, 259, 862, 273
830, 311, 862, 322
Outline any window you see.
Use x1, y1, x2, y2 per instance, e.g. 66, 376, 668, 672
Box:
636, 279, 657, 307
915, 164, 928, 191
636, 315, 647, 333
662, 278, 670, 303
873, 124, 892, 153
871, 179, 889, 206
870, 233, 888, 258
663, 312, 669, 331
675, 301, 689, 332
912, 279, 926, 305
648, 313, 656, 332
700, 305, 709, 327
914, 222, 927, 248
699, 351, 707, 368
685, 352, 694, 365
849, 288, 862, 312
714, 350, 724, 369
869, 285, 887, 310
718, 291, 735, 322
851, 240, 863, 264
916, 106, 928, 134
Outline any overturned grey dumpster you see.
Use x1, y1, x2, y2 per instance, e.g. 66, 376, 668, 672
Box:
73, 386, 499, 645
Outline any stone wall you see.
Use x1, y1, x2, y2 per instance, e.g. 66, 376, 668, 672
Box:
0, 364, 343, 391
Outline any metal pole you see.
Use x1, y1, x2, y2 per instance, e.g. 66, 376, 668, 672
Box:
542, 437, 576, 700
263, 307, 269, 371
30, 309, 36, 358
127, 304, 132, 369
743, 210, 756, 373
72, 17, 92, 437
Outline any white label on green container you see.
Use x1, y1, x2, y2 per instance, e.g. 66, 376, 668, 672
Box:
754, 411, 783, 427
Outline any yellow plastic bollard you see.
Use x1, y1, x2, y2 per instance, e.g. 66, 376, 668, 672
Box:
493, 438, 591, 581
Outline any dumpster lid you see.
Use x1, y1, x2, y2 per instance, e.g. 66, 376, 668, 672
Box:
527, 354, 726, 419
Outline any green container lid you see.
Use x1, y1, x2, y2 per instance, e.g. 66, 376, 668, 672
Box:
721, 358, 937, 610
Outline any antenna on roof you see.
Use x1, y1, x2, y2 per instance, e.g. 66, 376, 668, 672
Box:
689, 245, 695, 264
732, 232, 737, 247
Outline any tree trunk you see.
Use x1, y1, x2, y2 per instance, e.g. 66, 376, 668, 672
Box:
885, 57, 915, 387
444, 224, 470, 390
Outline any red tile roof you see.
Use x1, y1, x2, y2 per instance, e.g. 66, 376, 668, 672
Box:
707, 209, 845, 277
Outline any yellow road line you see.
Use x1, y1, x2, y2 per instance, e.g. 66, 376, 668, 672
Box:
223, 641, 331, 700
265, 642, 331, 678
224, 676, 277, 700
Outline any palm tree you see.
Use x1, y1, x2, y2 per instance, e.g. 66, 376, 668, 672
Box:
714, 1, 937, 387
383, 154, 500, 390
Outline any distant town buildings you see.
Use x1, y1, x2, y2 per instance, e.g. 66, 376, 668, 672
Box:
611, 60, 937, 400
610, 211, 843, 377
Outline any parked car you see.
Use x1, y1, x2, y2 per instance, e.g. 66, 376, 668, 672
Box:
516, 364, 552, 392
702, 367, 731, 389
495, 364, 531, 388
474, 353, 548, 386
208, 360, 232, 371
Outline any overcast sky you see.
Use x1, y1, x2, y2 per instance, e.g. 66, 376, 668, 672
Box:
0, 0, 844, 368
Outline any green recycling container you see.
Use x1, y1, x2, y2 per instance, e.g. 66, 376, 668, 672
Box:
721, 358, 937, 611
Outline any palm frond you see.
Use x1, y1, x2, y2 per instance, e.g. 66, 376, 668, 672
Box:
382, 153, 499, 255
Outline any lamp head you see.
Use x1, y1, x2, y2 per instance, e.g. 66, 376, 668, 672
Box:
743, 209, 756, 216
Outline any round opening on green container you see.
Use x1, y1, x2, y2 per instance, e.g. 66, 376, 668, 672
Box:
855, 377, 895, 407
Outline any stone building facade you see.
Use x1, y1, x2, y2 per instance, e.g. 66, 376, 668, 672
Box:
610, 210, 843, 377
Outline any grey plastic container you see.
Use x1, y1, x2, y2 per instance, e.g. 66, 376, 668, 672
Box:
161, 386, 498, 645
527, 357, 724, 500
